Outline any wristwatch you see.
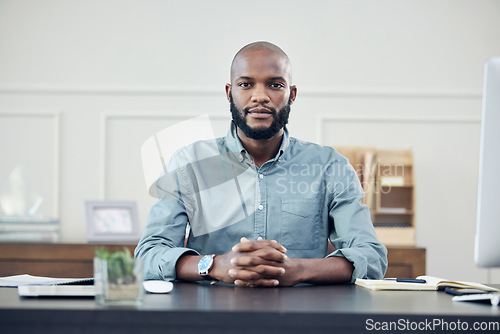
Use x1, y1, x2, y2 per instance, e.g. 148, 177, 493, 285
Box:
198, 254, 216, 279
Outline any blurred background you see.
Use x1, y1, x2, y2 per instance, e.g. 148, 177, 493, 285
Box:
0, 0, 499, 282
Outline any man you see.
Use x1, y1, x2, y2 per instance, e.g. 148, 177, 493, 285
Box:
135, 41, 387, 287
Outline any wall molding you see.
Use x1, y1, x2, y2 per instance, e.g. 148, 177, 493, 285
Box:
0, 85, 482, 99
316, 114, 481, 144
0, 110, 60, 218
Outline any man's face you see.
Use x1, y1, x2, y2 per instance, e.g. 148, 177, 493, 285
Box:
226, 48, 296, 140
229, 92, 292, 140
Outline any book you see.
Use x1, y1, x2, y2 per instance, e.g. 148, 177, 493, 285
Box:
355, 275, 499, 292
364, 152, 377, 208
452, 293, 500, 306
379, 176, 405, 186
376, 207, 408, 214
0, 274, 93, 287
362, 151, 377, 206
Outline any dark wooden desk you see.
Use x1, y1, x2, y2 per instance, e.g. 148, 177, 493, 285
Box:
1, 282, 498, 334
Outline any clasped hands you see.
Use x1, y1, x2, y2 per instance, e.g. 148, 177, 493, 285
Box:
212, 237, 302, 287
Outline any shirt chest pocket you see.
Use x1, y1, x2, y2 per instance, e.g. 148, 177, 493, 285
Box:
280, 199, 319, 250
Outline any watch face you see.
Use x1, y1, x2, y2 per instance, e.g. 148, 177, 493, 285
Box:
198, 255, 214, 274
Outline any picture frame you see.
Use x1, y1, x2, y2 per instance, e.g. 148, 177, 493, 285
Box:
85, 200, 141, 243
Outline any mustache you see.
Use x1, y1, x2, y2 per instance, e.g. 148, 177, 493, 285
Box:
243, 105, 277, 115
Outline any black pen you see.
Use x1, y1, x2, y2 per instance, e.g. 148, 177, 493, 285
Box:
384, 278, 427, 283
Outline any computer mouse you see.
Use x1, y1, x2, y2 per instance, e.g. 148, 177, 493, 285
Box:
143, 280, 174, 294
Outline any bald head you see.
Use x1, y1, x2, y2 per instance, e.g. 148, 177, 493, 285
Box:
230, 41, 293, 84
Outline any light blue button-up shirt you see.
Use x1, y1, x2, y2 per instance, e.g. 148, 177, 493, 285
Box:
135, 123, 387, 283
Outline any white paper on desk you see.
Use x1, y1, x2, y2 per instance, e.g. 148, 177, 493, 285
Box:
18, 285, 95, 297
0, 274, 92, 287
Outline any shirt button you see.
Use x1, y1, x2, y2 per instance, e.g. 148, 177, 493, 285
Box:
258, 204, 264, 210
259, 174, 264, 179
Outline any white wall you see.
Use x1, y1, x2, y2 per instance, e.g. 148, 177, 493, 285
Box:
1, 0, 499, 282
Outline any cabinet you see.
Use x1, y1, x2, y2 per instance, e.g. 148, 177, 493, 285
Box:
0, 243, 425, 279
373, 150, 415, 246
0, 243, 136, 278
336, 147, 416, 246
385, 246, 425, 278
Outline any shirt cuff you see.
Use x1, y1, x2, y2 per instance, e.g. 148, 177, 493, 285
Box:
158, 247, 199, 281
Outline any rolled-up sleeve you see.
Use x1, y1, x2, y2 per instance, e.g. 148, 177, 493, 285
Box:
134, 197, 199, 281
326, 161, 388, 282
134, 155, 199, 281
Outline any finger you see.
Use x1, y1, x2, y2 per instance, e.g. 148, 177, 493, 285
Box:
234, 279, 280, 288
231, 255, 280, 267
251, 247, 287, 262
233, 239, 285, 252
232, 251, 286, 265
233, 239, 287, 253
229, 266, 285, 280
230, 260, 286, 277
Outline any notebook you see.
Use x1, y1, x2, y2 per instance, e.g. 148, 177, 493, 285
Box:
452, 293, 500, 306
355, 275, 499, 292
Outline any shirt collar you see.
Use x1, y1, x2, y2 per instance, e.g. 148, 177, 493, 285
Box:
225, 122, 291, 161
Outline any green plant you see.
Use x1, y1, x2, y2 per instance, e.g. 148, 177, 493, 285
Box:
95, 247, 136, 284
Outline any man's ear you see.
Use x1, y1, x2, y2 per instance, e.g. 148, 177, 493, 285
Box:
225, 84, 232, 102
289, 85, 297, 104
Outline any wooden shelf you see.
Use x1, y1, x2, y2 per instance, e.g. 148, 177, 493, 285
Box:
0, 243, 136, 278
375, 227, 415, 246
332, 147, 423, 274
335, 147, 416, 246
374, 150, 415, 246
374, 211, 414, 226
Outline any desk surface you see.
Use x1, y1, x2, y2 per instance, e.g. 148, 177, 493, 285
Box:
1, 282, 499, 333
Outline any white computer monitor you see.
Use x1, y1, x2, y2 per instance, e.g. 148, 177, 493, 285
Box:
474, 57, 500, 268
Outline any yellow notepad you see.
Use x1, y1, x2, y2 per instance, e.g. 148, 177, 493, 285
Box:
355, 276, 499, 292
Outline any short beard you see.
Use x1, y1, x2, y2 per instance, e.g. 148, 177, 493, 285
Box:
230, 93, 291, 140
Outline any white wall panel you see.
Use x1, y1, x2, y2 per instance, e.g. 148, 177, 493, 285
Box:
0, 112, 59, 218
